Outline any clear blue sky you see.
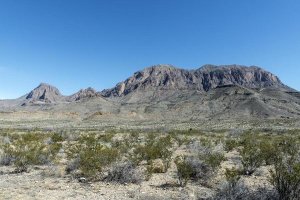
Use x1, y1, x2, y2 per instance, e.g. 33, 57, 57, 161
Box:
0, 0, 300, 99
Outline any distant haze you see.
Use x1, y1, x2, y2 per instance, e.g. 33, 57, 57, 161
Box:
0, 0, 300, 99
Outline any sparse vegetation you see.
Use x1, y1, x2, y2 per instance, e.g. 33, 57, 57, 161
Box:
269, 137, 300, 200
0, 128, 299, 199
0, 132, 62, 172
131, 134, 172, 171
239, 137, 264, 175
66, 134, 119, 180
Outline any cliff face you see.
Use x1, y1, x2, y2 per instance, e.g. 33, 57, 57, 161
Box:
195, 65, 284, 91
101, 64, 288, 97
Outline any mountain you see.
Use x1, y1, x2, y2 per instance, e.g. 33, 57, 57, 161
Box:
101, 64, 291, 97
0, 64, 299, 123
67, 87, 100, 102
24, 83, 63, 104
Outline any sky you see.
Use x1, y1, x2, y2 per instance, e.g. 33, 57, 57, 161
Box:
0, 0, 300, 99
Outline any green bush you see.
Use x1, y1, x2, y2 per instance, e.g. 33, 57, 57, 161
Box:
259, 139, 277, 165
0, 132, 61, 172
225, 168, 241, 188
200, 152, 225, 171
175, 156, 199, 186
225, 139, 239, 152
269, 158, 300, 200
269, 138, 300, 200
277, 137, 298, 159
240, 136, 264, 175
66, 134, 119, 180
174, 155, 214, 187
131, 134, 172, 165
50, 132, 64, 143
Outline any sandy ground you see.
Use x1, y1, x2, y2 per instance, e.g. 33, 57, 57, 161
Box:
0, 165, 213, 200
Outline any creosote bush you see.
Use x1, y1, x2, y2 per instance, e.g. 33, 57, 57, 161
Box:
174, 153, 221, 187
259, 139, 277, 165
131, 134, 172, 166
0, 132, 62, 172
225, 139, 239, 152
175, 156, 201, 186
269, 137, 300, 200
270, 158, 300, 200
239, 135, 264, 175
105, 161, 145, 184
66, 134, 119, 180
200, 151, 225, 171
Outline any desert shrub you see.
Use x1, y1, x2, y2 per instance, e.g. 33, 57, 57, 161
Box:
215, 168, 246, 200
99, 132, 115, 143
225, 139, 239, 152
224, 168, 241, 189
145, 158, 169, 178
105, 161, 145, 184
129, 134, 173, 179
277, 137, 299, 159
175, 156, 198, 186
240, 136, 264, 175
186, 139, 211, 155
174, 156, 210, 186
112, 132, 139, 154
66, 158, 80, 174
174, 138, 225, 186
131, 134, 172, 165
50, 132, 64, 143
0, 132, 61, 172
199, 137, 213, 148
200, 152, 225, 171
0, 144, 14, 166
215, 182, 277, 200
66, 134, 119, 180
215, 183, 249, 200
168, 132, 189, 146
259, 139, 277, 165
269, 155, 300, 200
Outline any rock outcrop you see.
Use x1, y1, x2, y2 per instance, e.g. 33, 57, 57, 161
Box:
25, 83, 63, 103
67, 87, 100, 101
101, 64, 289, 97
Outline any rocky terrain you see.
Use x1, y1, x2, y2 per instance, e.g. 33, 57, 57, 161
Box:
0, 64, 299, 130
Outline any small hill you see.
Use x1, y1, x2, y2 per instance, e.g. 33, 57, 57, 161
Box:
67, 87, 100, 102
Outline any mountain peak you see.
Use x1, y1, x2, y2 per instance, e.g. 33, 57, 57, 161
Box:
67, 87, 100, 101
25, 83, 62, 103
37, 82, 52, 87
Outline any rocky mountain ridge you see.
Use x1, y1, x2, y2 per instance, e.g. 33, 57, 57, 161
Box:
101, 64, 290, 97
6, 65, 294, 103
0, 64, 299, 121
